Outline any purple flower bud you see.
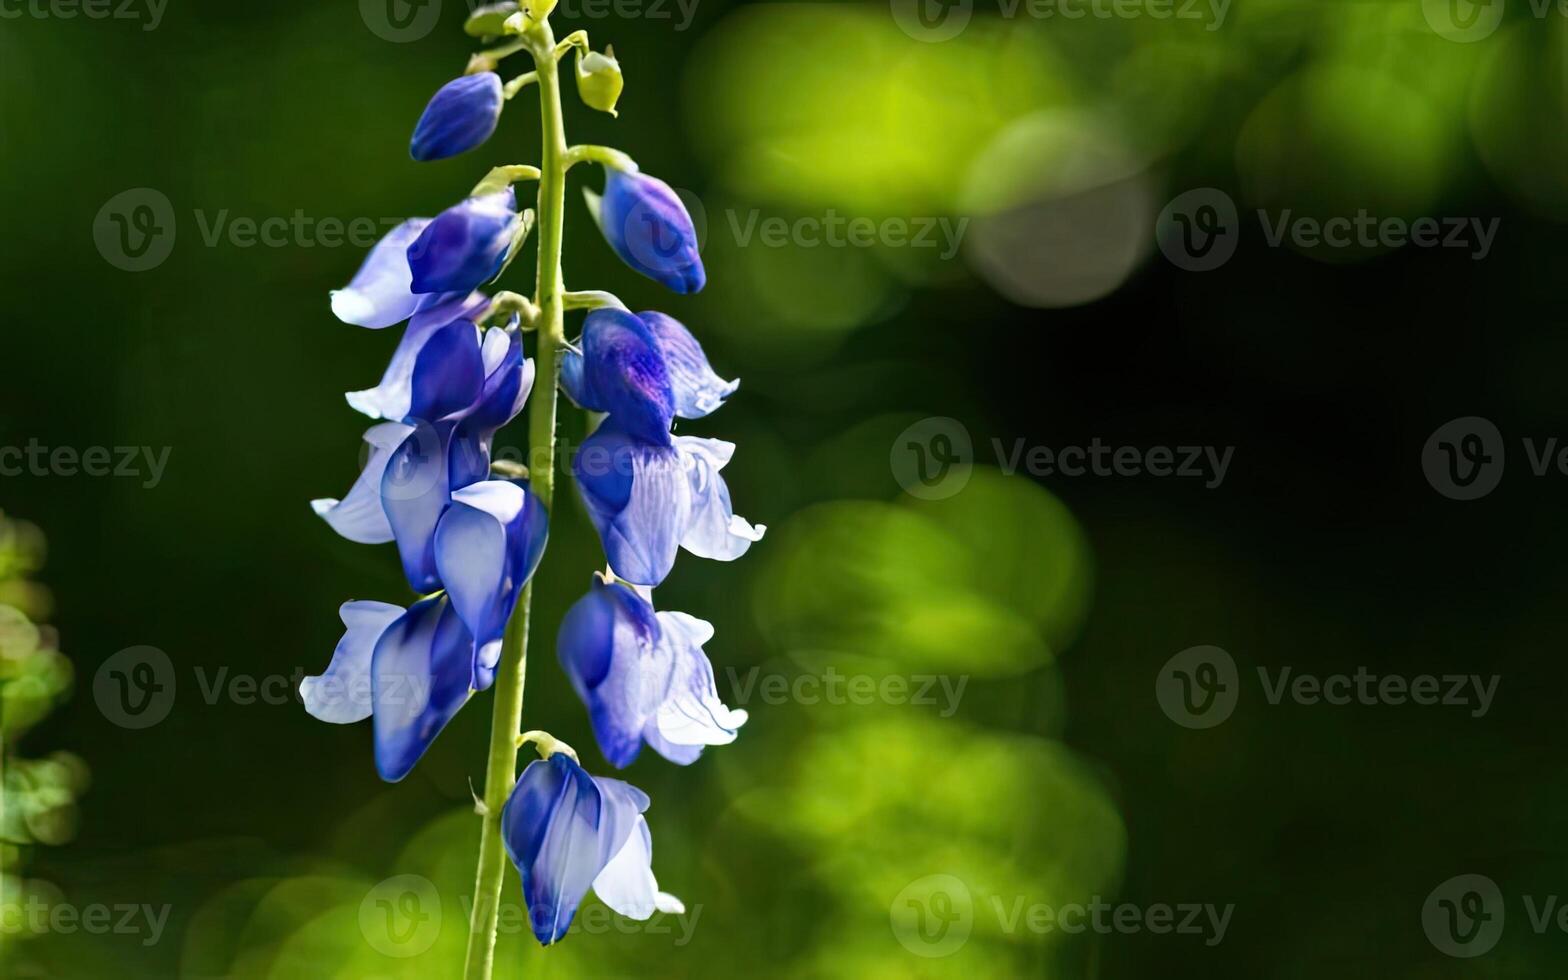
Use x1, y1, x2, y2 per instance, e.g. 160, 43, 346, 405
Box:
410, 73, 504, 162
595, 170, 705, 294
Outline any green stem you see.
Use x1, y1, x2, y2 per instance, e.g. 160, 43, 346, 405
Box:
564, 143, 637, 172
463, 15, 569, 980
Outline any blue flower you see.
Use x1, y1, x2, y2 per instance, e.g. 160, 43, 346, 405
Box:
557, 575, 746, 767
561, 308, 737, 429
410, 73, 504, 162
501, 751, 683, 945
301, 595, 476, 782
314, 318, 534, 592
380, 320, 533, 591
330, 218, 459, 329
434, 479, 549, 690
408, 190, 521, 296
573, 420, 764, 586
594, 170, 705, 294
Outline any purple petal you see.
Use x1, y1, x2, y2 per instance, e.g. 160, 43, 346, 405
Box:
638, 311, 737, 419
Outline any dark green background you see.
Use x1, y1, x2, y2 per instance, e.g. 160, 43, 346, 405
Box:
3, 0, 1567, 976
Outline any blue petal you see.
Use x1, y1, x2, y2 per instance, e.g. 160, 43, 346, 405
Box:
381, 422, 452, 592
406, 319, 485, 425
638, 311, 738, 419
435, 479, 549, 690
371, 595, 475, 782
410, 73, 503, 162
347, 292, 488, 420
557, 578, 666, 768
301, 600, 404, 724
311, 422, 415, 544
597, 171, 706, 293
573, 421, 691, 587
501, 754, 649, 944
330, 218, 433, 328
579, 308, 674, 444
408, 191, 520, 296
675, 436, 766, 563
449, 328, 535, 488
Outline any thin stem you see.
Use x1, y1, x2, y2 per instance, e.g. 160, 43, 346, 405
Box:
564, 143, 637, 173
467, 39, 529, 75
503, 71, 538, 100
463, 15, 569, 980
553, 30, 589, 59
562, 289, 627, 311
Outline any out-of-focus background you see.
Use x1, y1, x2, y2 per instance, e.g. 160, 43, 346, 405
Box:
3, 0, 1567, 975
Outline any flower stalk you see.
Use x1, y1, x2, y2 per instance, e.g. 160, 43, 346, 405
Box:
463, 13, 568, 979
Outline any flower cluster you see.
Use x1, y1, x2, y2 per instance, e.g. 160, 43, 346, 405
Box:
302, 2, 762, 956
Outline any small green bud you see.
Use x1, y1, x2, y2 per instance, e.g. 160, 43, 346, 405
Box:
575, 47, 624, 117
464, 2, 520, 37
524, 0, 558, 22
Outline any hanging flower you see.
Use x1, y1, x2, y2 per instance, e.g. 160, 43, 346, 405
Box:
557, 574, 746, 766
561, 308, 737, 424
501, 749, 683, 945
591, 170, 705, 294
301, 596, 476, 782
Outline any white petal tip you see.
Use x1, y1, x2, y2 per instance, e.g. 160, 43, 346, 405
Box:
330, 289, 375, 326
310, 498, 338, 518
344, 388, 383, 419
655, 892, 685, 915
